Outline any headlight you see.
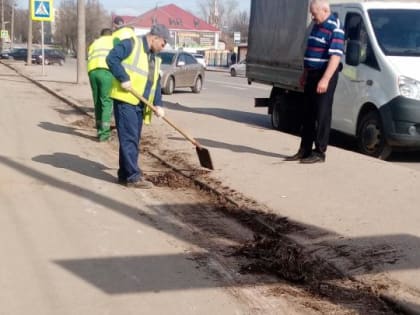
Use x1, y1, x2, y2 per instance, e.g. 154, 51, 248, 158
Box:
399, 76, 420, 101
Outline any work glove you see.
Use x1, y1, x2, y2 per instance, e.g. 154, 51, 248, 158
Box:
121, 81, 132, 91
155, 106, 165, 118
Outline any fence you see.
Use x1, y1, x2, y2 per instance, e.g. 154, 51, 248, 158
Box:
204, 50, 230, 67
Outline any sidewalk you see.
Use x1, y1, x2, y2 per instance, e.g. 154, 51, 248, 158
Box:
6, 59, 420, 313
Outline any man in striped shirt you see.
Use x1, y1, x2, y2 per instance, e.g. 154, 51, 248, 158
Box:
286, 0, 344, 163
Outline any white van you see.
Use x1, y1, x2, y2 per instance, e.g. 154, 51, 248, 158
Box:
247, 0, 420, 159
332, 1, 420, 158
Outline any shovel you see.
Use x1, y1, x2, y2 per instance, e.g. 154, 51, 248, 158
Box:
128, 88, 214, 170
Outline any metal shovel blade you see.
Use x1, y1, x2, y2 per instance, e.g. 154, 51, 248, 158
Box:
196, 146, 214, 170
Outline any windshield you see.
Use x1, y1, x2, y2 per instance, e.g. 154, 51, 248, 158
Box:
369, 9, 420, 56
159, 52, 175, 65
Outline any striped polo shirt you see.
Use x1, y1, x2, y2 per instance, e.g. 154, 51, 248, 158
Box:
304, 14, 345, 70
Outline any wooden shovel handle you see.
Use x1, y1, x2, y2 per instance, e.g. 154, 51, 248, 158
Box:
128, 88, 201, 148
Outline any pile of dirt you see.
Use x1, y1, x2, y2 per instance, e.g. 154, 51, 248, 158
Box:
146, 171, 192, 188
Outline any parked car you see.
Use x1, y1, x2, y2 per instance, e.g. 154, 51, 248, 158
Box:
33, 49, 65, 65
0, 49, 12, 59
158, 50, 205, 95
229, 59, 246, 77
192, 53, 207, 69
3, 48, 35, 62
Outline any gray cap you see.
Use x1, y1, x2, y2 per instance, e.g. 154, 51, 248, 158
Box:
150, 24, 170, 41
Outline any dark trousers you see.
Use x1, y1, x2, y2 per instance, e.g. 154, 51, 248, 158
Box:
113, 101, 144, 183
300, 69, 339, 156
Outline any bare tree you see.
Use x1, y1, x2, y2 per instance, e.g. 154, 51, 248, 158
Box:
230, 10, 249, 42
196, 0, 249, 49
8, 8, 41, 44
197, 0, 237, 30
85, 0, 111, 46
54, 0, 77, 52
54, 0, 110, 53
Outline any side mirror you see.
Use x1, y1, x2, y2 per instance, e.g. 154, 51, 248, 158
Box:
346, 40, 361, 66
177, 61, 186, 67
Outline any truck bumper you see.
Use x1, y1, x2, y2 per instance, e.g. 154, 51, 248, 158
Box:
380, 96, 420, 148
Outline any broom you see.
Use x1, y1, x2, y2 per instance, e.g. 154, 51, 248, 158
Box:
128, 88, 214, 170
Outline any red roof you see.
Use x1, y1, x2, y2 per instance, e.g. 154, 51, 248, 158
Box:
128, 4, 219, 32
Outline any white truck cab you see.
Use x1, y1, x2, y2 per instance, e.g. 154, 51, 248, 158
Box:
332, 1, 420, 158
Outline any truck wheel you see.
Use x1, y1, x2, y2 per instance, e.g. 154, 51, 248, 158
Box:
271, 98, 281, 130
271, 94, 301, 133
163, 76, 174, 95
357, 111, 392, 159
230, 68, 237, 77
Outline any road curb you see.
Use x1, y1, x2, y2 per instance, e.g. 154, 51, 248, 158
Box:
4, 60, 420, 314
206, 67, 229, 73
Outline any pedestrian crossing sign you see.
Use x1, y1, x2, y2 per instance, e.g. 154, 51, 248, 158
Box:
1, 29, 8, 40
31, 0, 54, 21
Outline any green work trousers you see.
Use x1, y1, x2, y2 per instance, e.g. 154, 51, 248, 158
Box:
88, 69, 113, 141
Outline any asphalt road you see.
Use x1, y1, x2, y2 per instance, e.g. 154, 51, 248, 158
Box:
2, 60, 415, 314
168, 70, 420, 172
0, 64, 257, 315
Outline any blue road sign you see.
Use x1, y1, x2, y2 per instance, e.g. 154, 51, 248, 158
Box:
32, 0, 54, 21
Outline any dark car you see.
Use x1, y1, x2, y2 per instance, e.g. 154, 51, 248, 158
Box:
158, 50, 205, 95
33, 49, 65, 65
5, 48, 33, 61
1, 48, 37, 63
0, 49, 12, 59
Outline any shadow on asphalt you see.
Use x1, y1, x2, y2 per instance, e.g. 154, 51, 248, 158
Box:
38, 121, 97, 141
164, 101, 270, 129
165, 101, 420, 163
329, 130, 420, 162
168, 136, 287, 158
32, 153, 115, 183
0, 155, 418, 313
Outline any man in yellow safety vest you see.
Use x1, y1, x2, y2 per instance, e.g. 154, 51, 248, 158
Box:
87, 28, 114, 142
106, 24, 169, 189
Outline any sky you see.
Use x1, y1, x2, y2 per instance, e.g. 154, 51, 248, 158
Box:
17, 0, 251, 16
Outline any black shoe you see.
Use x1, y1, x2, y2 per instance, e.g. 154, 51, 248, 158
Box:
284, 150, 307, 161
126, 178, 154, 189
300, 152, 325, 164
117, 177, 127, 185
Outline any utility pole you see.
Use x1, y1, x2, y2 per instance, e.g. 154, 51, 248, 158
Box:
10, 0, 14, 49
1, 0, 5, 50
27, 0, 32, 64
77, 0, 86, 84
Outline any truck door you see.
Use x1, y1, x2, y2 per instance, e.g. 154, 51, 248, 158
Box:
332, 11, 381, 135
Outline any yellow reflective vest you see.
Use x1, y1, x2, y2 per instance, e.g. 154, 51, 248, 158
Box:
112, 27, 136, 46
87, 35, 113, 72
110, 36, 161, 125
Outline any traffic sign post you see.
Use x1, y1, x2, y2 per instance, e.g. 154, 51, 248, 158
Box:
31, 0, 54, 74
234, 32, 241, 45
1, 29, 8, 39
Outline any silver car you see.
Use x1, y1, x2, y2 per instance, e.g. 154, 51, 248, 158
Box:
229, 59, 246, 77
159, 50, 205, 95
192, 53, 207, 69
